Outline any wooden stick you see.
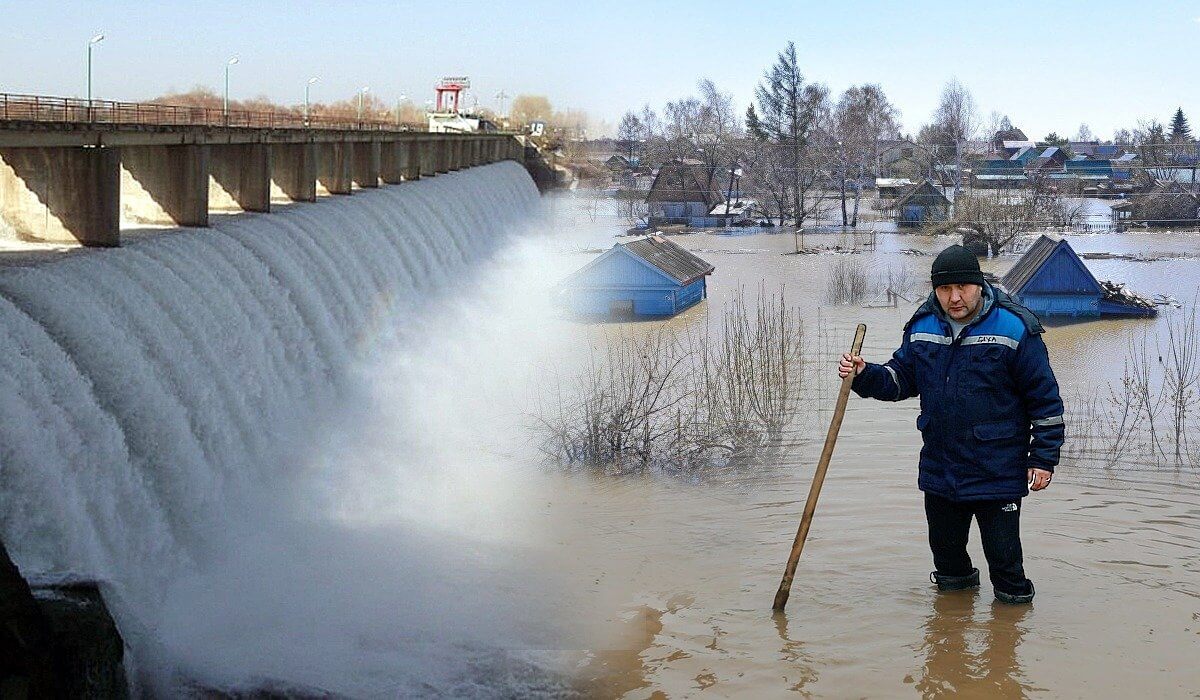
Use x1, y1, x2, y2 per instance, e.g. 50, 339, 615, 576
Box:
773, 323, 867, 612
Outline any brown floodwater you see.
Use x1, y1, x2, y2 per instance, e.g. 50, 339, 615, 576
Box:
537, 193, 1200, 698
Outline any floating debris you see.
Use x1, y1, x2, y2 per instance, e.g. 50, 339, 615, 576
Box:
782, 245, 865, 256
1098, 279, 1158, 314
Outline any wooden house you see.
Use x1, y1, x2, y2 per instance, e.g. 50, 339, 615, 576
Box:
894, 180, 951, 226
1000, 235, 1156, 318
560, 235, 715, 317
1029, 146, 1069, 173
876, 177, 915, 198
645, 160, 728, 227
1110, 184, 1200, 229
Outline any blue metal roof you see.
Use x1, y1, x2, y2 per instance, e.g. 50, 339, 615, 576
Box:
1001, 235, 1103, 297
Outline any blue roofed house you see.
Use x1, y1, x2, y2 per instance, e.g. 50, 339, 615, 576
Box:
560, 235, 715, 317
1000, 234, 1156, 318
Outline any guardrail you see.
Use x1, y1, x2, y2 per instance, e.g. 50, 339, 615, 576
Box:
0, 93, 427, 132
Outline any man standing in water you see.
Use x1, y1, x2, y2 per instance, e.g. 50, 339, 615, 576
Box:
838, 245, 1064, 604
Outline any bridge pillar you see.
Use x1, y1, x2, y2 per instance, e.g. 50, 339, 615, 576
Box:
418, 140, 436, 177
404, 141, 422, 180
353, 141, 380, 188
210, 143, 271, 213
270, 143, 317, 202
380, 141, 406, 184
120, 145, 210, 227
450, 140, 463, 171
436, 140, 452, 174
0, 146, 120, 246
318, 142, 353, 195
472, 139, 483, 166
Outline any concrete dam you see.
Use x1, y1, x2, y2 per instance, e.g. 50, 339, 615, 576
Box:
0, 160, 543, 692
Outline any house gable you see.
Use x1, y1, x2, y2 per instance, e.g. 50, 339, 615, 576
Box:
1021, 243, 1104, 296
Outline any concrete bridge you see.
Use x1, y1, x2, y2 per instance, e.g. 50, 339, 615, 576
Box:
0, 93, 525, 247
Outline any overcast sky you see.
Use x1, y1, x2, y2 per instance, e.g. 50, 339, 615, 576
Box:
2, 0, 1197, 139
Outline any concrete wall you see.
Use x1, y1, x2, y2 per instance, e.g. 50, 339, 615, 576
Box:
120, 145, 209, 227
270, 143, 317, 202
0, 146, 120, 246
210, 143, 271, 213
317, 142, 353, 195
353, 142, 380, 188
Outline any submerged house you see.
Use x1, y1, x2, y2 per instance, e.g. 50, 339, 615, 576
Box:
876, 177, 915, 198
1000, 234, 1156, 318
1110, 184, 1200, 229
894, 180, 951, 226
646, 160, 728, 227
559, 235, 715, 317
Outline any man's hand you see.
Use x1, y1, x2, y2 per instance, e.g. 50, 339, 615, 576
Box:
839, 352, 866, 379
1028, 468, 1053, 491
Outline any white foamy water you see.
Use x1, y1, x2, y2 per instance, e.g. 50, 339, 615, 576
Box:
0, 162, 584, 695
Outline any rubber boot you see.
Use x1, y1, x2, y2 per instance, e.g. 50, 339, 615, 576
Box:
995, 580, 1035, 604
930, 567, 980, 591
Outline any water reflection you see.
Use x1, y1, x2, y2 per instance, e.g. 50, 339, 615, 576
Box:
773, 611, 820, 693
915, 592, 1032, 699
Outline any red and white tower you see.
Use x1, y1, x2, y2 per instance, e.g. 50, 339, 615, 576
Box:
434, 77, 470, 114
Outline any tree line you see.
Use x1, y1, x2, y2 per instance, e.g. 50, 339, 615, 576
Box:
615, 41, 1198, 230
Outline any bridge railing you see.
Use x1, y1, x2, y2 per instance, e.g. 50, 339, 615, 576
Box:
0, 93, 428, 132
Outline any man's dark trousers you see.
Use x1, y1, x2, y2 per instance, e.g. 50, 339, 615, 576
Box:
925, 493, 1033, 596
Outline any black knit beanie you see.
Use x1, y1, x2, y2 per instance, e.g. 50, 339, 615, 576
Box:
930, 245, 984, 287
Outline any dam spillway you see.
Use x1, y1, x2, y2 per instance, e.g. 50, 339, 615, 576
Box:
0, 161, 540, 687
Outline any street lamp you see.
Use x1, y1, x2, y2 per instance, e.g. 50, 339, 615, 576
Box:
395, 93, 407, 127
223, 57, 238, 123
86, 33, 104, 119
357, 85, 370, 126
304, 76, 318, 126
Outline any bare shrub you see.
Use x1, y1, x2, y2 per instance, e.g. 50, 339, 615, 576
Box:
873, 264, 920, 303
825, 257, 868, 305
1064, 305, 1200, 470
536, 286, 806, 472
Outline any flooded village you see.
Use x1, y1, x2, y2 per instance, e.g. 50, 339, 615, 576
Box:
535, 41, 1200, 697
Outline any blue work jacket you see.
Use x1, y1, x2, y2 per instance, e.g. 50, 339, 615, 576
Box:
852, 284, 1065, 501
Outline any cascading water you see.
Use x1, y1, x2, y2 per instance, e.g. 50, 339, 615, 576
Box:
0, 161, 577, 695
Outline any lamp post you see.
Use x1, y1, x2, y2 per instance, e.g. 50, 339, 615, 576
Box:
223, 57, 238, 124
304, 76, 318, 127
357, 85, 369, 127
86, 33, 104, 121
494, 90, 509, 122
395, 93, 406, 127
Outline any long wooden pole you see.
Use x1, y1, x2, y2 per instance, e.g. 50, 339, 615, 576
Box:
773, 323, 867, 611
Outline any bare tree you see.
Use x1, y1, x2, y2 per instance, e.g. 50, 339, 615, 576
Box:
930, 79, 978, 196
616, 111, 643, 161
831, 84, 900, 227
